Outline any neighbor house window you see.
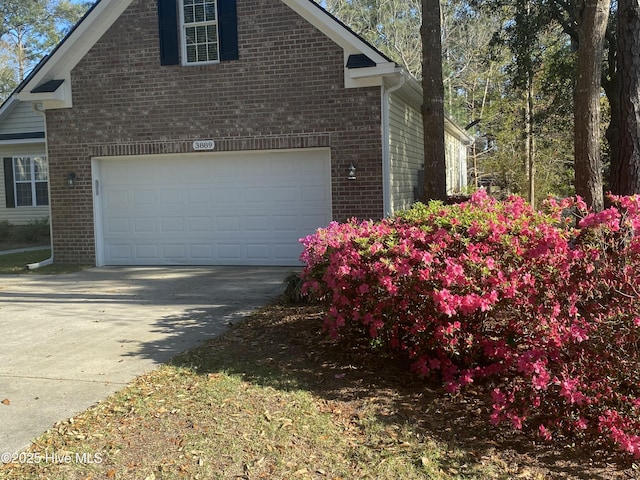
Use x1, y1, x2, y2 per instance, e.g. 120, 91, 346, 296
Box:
13, 156, 48, 207
181, 0, 220, 64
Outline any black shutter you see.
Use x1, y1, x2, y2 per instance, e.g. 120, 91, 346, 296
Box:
3, 158, 15, 208
218, 0, 239, 61
157, 0, 180, 65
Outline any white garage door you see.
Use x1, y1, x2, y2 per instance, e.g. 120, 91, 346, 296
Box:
93, 149, 332, 266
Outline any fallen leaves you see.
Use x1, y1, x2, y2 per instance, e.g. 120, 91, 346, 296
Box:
1, 398, 10, 405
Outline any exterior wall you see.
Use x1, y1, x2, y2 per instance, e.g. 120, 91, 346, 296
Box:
0, 102, 44, 136
0, 142, 49, 224
445, 130, 467, 195
389, 90, 469, 213
388, 91, 422, 213
45, 0, 383, 264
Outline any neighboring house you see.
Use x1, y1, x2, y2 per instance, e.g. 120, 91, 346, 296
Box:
0, 95, 50, 225
15, 0, 473, 266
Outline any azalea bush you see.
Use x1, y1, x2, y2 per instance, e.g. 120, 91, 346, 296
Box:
299, 191, 640, 458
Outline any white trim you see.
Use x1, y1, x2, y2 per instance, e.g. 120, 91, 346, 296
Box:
348, 63, 399, 79
10, 154, 49, 208
445, 115, 475, 146
91, 158, 104, 267
0, 95, 19, 122
179, 0, 221, 66
0, 138, 45, 146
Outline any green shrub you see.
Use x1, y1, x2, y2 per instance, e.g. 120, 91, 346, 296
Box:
300, 191, 640, 459
282, 271, 308, 304
0, 220, 11, 242
19, 218, 50, 243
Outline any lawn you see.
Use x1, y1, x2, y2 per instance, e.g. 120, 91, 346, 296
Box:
0, 303, 634, 479
0, 249, 88, 274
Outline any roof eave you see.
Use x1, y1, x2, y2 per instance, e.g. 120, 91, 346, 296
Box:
18, 0, 135, 110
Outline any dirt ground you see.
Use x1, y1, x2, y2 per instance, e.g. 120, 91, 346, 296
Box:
223, 302, 639, 479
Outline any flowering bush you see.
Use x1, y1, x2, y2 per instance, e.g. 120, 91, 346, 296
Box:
299, 191, 640, 458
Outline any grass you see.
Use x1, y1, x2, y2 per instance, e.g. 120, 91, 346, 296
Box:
0, 302, 633, 479
0, 249, 89, 274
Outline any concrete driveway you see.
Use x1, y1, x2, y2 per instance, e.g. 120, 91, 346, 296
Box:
0, 266, 289, 456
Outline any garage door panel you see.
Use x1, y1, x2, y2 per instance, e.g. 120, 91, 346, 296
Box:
135, 244, 159, 259
187, 217, 212, 231
190, 244, 214, 259
246, 216, 269, 231
160, 190, 185, 207
217, 216, 241, 232
162, 244, 187, 260
105, 217, 131, 234
97, 149, 331, 266
105, 189, 130, 208
160, 217, 184, 232
218, 244, 242, 261
188, 189, 211, 204
271, 215, 299, 232
133, 217, 156, 233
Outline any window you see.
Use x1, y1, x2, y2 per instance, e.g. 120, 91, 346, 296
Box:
181, 0, 220, 64
12, 156, 49, 207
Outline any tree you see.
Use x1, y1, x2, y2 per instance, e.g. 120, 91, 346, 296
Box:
421, 0, 448, 201
0, 0, 88, 101
573, 0, 611, 211
611, 0, 640, 194
323, 0, 422, 78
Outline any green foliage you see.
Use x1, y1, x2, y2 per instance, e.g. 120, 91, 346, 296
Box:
0, 218, 50, 246
282, 271, 308, 304
20, 217, 50, 243
0, 0, 89, 101
0, 220, 11, 242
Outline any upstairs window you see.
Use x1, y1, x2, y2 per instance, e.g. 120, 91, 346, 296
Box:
181, 0, 220, 64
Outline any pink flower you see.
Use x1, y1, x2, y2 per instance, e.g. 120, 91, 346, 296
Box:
539, 425, 552, 441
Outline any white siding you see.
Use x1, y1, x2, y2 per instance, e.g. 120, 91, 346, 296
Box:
444, 130, 468, 195
0, 102, 44, 136
0, 143, 49, 225
388, 92, 423, 213
388, 91, 470, 214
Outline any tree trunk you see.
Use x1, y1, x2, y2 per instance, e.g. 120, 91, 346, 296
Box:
421, 0, 447, 201
574, 0, 610, 211
525, 72, 535, 205
612, 0, 640, 195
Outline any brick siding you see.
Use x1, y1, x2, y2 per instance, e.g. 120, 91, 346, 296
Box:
45, 0, 383, 264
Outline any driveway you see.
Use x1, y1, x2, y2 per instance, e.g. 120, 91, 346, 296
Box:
0, 266, 289, 456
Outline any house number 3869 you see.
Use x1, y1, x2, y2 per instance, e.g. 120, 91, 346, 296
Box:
193, 140, 215, 151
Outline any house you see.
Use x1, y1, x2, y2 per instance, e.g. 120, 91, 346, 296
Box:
0, 95, 50, 225
14, 0, 473, 266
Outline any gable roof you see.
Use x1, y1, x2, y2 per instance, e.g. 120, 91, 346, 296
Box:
16, 0, 401, 109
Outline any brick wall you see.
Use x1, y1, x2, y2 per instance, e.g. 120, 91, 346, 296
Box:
46, 0, 383, 264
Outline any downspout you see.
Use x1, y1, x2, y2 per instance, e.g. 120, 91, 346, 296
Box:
381, 74, 405, 217
26, 102, 53, 270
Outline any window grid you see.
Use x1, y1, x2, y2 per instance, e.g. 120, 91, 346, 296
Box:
182, 0, 219, 64
13, 156, 48, 207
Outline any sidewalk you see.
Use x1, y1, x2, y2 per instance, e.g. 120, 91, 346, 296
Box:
0, 246, 49, 256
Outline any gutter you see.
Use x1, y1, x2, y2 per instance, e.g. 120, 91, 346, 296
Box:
381, 73, 406, 218
26, 102, 54, 270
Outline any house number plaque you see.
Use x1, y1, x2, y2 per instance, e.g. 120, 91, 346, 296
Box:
193, 140, 215, 151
